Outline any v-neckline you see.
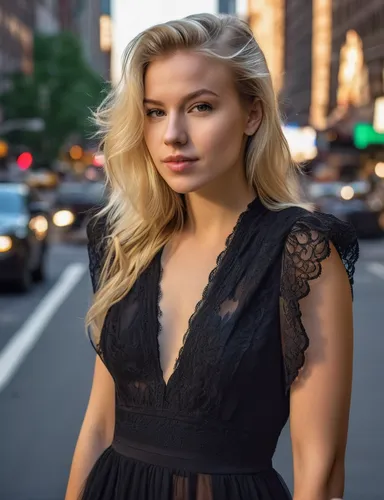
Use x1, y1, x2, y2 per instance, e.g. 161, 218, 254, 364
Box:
154, 197, 260, 390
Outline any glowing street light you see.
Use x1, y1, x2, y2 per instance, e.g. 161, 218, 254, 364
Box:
374, 97, 384, 134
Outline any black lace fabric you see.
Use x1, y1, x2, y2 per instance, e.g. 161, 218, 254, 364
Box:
280, 215, 359, 391
86, 213, 108, 294
82, 202, 358, 500
86, 213, 108, 360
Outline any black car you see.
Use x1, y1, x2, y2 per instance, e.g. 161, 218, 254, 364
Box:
308, 179, 384, 238
0, 182, 50, 291
52, 181, 106, 240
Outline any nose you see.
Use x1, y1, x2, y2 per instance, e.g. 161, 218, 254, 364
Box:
163, 112, 188, 146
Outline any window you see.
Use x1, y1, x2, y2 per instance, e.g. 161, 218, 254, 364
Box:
0, 190, 25, 214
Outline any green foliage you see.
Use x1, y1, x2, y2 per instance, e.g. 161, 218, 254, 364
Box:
0, 32, 108, 164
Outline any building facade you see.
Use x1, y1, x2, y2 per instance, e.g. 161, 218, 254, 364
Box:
281, 0, 333, 130
0, 0, 35, 79
330, 0, 384, 113
57, 0, 111, 80
282, 0, 313, 126
247, 0, 285, 96
281, 0, 384, 131
74, 0, 110, 80
35, 0, 60, 34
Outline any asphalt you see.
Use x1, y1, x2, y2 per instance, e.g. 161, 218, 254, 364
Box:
0, 237, 383, 500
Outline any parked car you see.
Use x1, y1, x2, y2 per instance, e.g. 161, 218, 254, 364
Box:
0, 182, 50, 291
52, 181, 106, 241
308, 179, 384, 238
25, 168, 59, 190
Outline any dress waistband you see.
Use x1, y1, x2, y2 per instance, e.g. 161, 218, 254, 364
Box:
112, 435, 272, 475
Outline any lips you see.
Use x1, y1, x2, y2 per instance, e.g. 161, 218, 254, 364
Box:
162, 155, 198, 163
162, 155, 198, 173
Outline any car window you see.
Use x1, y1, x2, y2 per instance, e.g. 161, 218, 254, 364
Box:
57, 182, 105, 202
0, 190, 25, 214
88, 182, 105, 198
58, 183, 85, 195
58, 182, 103, 194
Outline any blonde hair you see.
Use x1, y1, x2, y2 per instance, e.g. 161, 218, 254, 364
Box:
86, 13, 310, 340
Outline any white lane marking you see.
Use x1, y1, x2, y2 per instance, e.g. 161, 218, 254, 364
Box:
366, 262, 384, 281
0, 263, 86, 392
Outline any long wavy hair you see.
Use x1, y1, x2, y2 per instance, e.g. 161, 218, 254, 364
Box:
86, 13, 310, 341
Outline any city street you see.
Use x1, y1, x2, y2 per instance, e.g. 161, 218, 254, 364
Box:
0, 237, 383, 500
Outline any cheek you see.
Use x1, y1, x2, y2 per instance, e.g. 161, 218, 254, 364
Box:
144, 125, 161, 157
197, 115, 244, 160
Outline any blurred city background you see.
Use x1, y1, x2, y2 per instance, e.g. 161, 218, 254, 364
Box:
0, 1, 383, 499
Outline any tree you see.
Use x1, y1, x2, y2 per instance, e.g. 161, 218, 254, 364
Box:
0, 32, 107, 165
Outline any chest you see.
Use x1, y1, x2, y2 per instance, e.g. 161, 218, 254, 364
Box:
158, 241, 226, 384
101, 212, 287, 404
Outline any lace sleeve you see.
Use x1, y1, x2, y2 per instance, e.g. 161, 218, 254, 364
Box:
280, 213, 359, 392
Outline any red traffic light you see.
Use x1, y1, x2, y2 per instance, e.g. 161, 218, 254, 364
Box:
17, 152, 33, 170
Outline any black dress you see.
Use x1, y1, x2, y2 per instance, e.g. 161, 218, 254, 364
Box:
81, 197, 358, 500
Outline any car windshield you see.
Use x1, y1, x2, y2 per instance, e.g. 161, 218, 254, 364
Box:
58, 183, 87, 195
58, 182, 104, 198
0, 190, 24, 214
57, 182, 104, 203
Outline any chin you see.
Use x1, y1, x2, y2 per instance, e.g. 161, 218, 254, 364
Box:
165, 178, 210, 195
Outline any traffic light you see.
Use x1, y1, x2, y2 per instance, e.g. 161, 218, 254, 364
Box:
69, 145, 83, 160
17, 152, 33, 170
0, 140, 8, 158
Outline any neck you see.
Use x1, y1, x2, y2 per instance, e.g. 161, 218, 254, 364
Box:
184, 174, 255, 240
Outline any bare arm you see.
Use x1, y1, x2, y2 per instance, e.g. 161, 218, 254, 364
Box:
290, 244, 353, 500
65, 356, 115, 500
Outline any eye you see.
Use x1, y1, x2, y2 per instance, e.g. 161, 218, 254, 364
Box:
190, 103, 213, 113
146, 109, 165, 118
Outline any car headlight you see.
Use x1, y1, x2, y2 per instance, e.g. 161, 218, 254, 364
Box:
0, 236, 12, 253
340, 186, 355, 200
29, 216, 49, 240
53, 210, 75, 227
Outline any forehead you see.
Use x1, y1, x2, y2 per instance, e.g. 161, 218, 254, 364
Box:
144, 51, 236, 99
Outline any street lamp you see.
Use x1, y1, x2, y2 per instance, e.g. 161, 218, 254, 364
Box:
373, 96, 384, 133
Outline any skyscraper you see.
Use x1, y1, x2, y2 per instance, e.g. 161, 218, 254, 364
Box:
282, 0, 313, 126
247, 0, 285, 95
35, 0, 60, 34
282, 0, 384, 132
0, 0, 35, 78
330, 0, 384, 113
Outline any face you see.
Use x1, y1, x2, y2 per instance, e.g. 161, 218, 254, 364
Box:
143, 51, 262, 195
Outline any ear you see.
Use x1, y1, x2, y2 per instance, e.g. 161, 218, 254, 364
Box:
244, 99, 262, 136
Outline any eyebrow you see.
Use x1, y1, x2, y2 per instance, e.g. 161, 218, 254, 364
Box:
143, 88, 219, 106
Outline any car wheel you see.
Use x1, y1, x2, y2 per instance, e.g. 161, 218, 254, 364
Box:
15, 265, 32, 293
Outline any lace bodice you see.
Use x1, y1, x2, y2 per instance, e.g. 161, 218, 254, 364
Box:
86, 198, 358, 470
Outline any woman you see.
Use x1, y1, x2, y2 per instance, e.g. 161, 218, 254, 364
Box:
65, 13, 359, 500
